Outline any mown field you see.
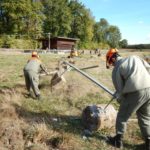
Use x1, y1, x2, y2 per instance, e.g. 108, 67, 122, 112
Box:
0, 49, 149, 150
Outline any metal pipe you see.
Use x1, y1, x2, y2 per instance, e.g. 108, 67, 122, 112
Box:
72, 65, 99, 71
103, 97, 115, 111
63, 61, 115, 96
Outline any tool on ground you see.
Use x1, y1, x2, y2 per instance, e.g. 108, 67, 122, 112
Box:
50, 66, 71, 87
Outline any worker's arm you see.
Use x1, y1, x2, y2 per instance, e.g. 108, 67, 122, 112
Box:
40, 64, 49, 75
112, 66, 125, 94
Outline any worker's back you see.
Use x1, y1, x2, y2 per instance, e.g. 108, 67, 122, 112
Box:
112, 55, 150, 94
70, 50, 78, 57
24, 58, 42, 73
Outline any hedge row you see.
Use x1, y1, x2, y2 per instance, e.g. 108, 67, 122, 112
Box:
0, 36, 40, 49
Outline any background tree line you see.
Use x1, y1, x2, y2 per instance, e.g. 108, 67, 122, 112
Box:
127, 44, 150, 50
0, 0, 128, 49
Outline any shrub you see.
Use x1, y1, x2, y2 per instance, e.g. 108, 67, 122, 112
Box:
78, 41, 110, 50
0, 35, 37, 49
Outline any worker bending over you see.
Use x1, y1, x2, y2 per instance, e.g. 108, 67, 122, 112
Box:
106, 48, 150, 150
23, 51, 48, 100
70, 45, 78, 58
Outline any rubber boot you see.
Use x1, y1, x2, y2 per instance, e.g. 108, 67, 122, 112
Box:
106, 134, 123, 148
146, 138, 150, 150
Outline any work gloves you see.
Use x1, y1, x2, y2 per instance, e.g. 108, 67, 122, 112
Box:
113, 92, 124, 104
106, 65, 110, 69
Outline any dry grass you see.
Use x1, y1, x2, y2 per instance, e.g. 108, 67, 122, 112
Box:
0, 49, 149, 150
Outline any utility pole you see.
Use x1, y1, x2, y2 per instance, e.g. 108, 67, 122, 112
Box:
48, 32, 51, 50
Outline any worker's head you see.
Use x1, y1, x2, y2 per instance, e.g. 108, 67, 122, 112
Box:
106, 48, 119, 69
31, 51, 39, 58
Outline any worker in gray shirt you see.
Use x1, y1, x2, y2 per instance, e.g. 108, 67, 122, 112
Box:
105, 48, 150, 150
23, 51, 48, 100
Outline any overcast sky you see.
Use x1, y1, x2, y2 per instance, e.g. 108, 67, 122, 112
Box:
79, 0, 150, 44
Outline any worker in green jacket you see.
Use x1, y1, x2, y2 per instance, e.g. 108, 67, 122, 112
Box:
23, 51, 48, 100
106, 49, 150, 150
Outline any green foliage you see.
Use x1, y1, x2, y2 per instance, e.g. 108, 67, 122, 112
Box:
68, 0, 94, 42
106, 25, 121, 48
0, 0, 45, 37
12, 39, 36, 49
0, 0, 126, 49
43, 0, 72, 37
0, 35, 36, 49
93, 18, 109, 43
78, 41, 93, 49
127, 44, 150, 49
98, 42, 110, 49
0, 39, 3, 47
119, 39, 128, 48
93, 19, 122, 49
78, 41, 109, 49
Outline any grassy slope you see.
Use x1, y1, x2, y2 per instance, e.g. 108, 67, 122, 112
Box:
0, 50, 149, 150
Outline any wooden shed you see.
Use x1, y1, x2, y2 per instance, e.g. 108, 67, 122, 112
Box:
39, 36, 78, 50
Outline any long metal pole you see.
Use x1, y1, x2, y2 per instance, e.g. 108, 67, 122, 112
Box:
64, 61, 115, 96
74, 65, 99, 71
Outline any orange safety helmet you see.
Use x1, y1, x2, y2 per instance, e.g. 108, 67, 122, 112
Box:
106, 48, 118, 68
31, 51, 39, 58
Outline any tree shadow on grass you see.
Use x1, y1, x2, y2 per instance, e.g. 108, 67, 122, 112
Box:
13, 103, 83, 136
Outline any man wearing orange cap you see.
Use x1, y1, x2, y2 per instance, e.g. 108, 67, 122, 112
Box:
105, 49, 150, 149
23, 51, 48, 100
106, 48, 118, 69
